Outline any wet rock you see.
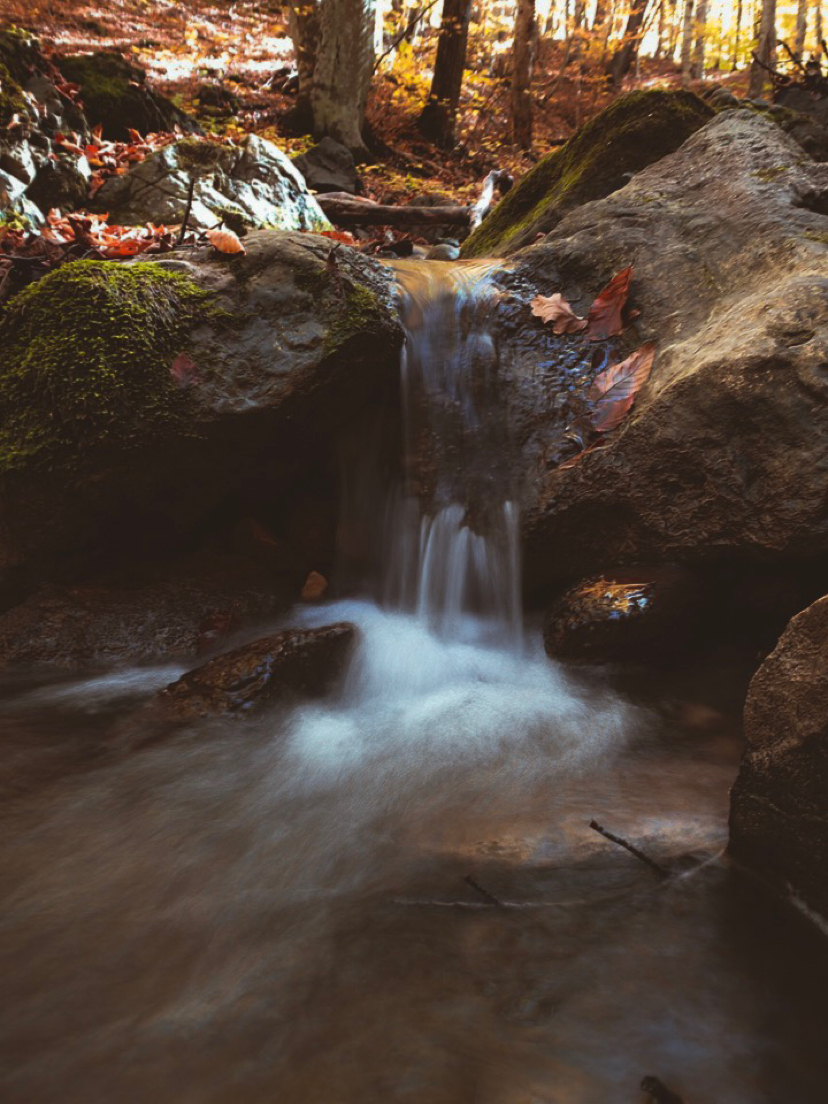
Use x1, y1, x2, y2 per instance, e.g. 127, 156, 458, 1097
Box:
461, 90, 713, 257
26, 157, 89, 215
509, 111, 828, 590
56, 51, 198, 141
729, 595, 828, 922
0, 555, 287, 670
542, 566, 704, 664
94, 134, 330, 232
0, 232, 401, 605
293, 136, 358, 195
156, 621, 356, 719
426, 240, 460, 260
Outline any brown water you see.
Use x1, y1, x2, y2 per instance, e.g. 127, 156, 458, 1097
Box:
1, 605, 828, 1104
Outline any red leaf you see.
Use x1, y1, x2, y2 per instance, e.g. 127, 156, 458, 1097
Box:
320, 229, 357, 245
586, 265, 634, 340
170, 353, 201, 389
589, 342, 656, 432
531, 292, 587, 334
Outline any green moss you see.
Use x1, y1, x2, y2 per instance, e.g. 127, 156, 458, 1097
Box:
753, 165, 792, 182
58, 52, 136, 119
176, 137, 224, 172
0, 27, 36, 126
461, 89, 714, 259
323, 282, 382, 354
0, 260, 213, 473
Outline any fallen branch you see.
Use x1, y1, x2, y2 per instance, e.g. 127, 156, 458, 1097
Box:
178, 176, 195, 244
640, 1075, 684, 1104
464, 874, 504, 907
317, 196, 471, 227
589, 819, 669, 880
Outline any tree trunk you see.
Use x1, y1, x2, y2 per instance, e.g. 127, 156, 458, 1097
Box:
795, 0, 808, 58
511, 0, 536, 148
680, 0, 695, 85
417, 0, 472, 147
690, 0, 708, 77
817, 3, 824, 50
731, 0, 743, 69
308, 0, 377, 156
607, 0, 649, 84
654, 0, 666, 59
286, 0, 322, 131
748, 0, 776, 97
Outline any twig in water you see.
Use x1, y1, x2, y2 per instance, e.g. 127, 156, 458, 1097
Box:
589, 820, 669, 880
178, 177, 195, 244
640, 1075, 684, 1104
464, 874, 504, 908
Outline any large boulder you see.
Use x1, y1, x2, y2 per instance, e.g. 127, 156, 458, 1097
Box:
495, 109, 828, 591
293, 136, 359, 195
460, 90, 713, 257
94, 134, 330, 232
155, 621, 356, 719
0, 232, 402, 608
56, 51, 198, 141
729, 596, 828, 921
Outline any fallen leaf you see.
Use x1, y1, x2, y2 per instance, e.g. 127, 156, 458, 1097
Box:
589, 342, 656, 432
205, 227, 246, 254
300, 571, 328, 600
320, 229, 357, 245
586, 265, 634, 340
531, 292, 587, 334
170, 352, 201, 388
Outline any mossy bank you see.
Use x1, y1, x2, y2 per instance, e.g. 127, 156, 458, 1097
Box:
0, 260, 213, 473
461, 89, 713, 258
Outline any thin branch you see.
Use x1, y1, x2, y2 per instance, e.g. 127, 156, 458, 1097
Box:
373, 0, 441, 73
464, 874, 504, 907
589, 819, 669, 880
178, 176, 195, 244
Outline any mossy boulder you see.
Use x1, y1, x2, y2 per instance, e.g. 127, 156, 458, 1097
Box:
57, 51, 199, 141
460, 90, 713, 258
0, 26, 37, 126
0, 232, 401, 607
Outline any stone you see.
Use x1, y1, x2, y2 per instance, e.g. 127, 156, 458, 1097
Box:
426, 241, 460, 260
496, 111, 828, 592
460, 89, 714, 257
729, 596, 828, 922
56, 51, 199, 141
0, 231, 401, 608
93, 134, 330, 232
293, 136, 358, 195
155, 621, 356, 719
26, 157, 89, 215
542, 566, 704, 664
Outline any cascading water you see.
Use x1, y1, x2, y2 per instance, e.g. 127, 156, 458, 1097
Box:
2, 262, 828, 1104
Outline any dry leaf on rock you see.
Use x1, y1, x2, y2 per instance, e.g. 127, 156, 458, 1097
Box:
170, 353, 201, 388
205, 228, 246, 254
589, 342, 656, 432
531, 292, 587, 334
586, 265, 634, 340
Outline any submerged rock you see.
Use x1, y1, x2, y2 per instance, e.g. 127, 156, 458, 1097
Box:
156, 621, 356, 718
729, 596, 828, 922
94, 134, 330, 232
543, 566, 704, 664
292, 136, 358, 195
0, 232, 401, 607
460, 90, 713, 257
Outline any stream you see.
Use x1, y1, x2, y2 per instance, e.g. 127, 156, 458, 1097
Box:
1, 261, 828, 1103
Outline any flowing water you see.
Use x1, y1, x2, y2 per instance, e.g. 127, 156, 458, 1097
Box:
2, 262, 828, 1103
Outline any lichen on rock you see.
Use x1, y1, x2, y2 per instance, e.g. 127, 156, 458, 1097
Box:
0, 259, 213, 472
461, 89, 713, 258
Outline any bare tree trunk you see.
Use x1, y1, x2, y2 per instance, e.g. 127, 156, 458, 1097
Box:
817, 3, 824, 49
607, 0, 650, 83
690, 0, 708, 77
654, 0, 666, 58
511, 0, 536, 148
680, 0, 695, 85
417, 0, 472, 147
795, 0, 808, 57
748, 0, 776, 97
286, 0, 322, 130
731, 0, 743, 69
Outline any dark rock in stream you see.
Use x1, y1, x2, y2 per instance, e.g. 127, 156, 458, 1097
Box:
730, 595, 828, 923
155, 621, 356, 719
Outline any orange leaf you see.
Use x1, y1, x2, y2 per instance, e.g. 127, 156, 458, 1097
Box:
586, 265, 634, 341
531, 292, 587, 334
320, 229, 357, 245
589, 342, 656, 432
205, 228, 246, 254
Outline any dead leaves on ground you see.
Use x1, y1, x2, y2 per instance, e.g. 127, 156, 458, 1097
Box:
530, 291, 587, 334
531, 265, 634, 342
54, 126, 178, 200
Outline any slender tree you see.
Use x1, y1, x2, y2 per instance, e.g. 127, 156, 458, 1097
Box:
286, 0, 321, 131
817, 2, 824, 49
795, 0, 809, 58
607, 0, 649, 83
417, 0, 472, 147
748, 0, 777, 97
511, 0, 536, 148
690, 0, 709, 77
680, 0, 695, 85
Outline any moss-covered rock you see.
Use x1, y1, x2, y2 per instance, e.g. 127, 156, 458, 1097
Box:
57, 51, 198, 141
0, 26, 39, 126
461, 90, 713, 258
0, 260, 212, 472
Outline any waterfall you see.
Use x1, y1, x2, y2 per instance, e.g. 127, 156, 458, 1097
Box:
378, 259, 522, 644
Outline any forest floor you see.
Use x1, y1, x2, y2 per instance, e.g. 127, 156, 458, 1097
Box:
2, 0, 753, 209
